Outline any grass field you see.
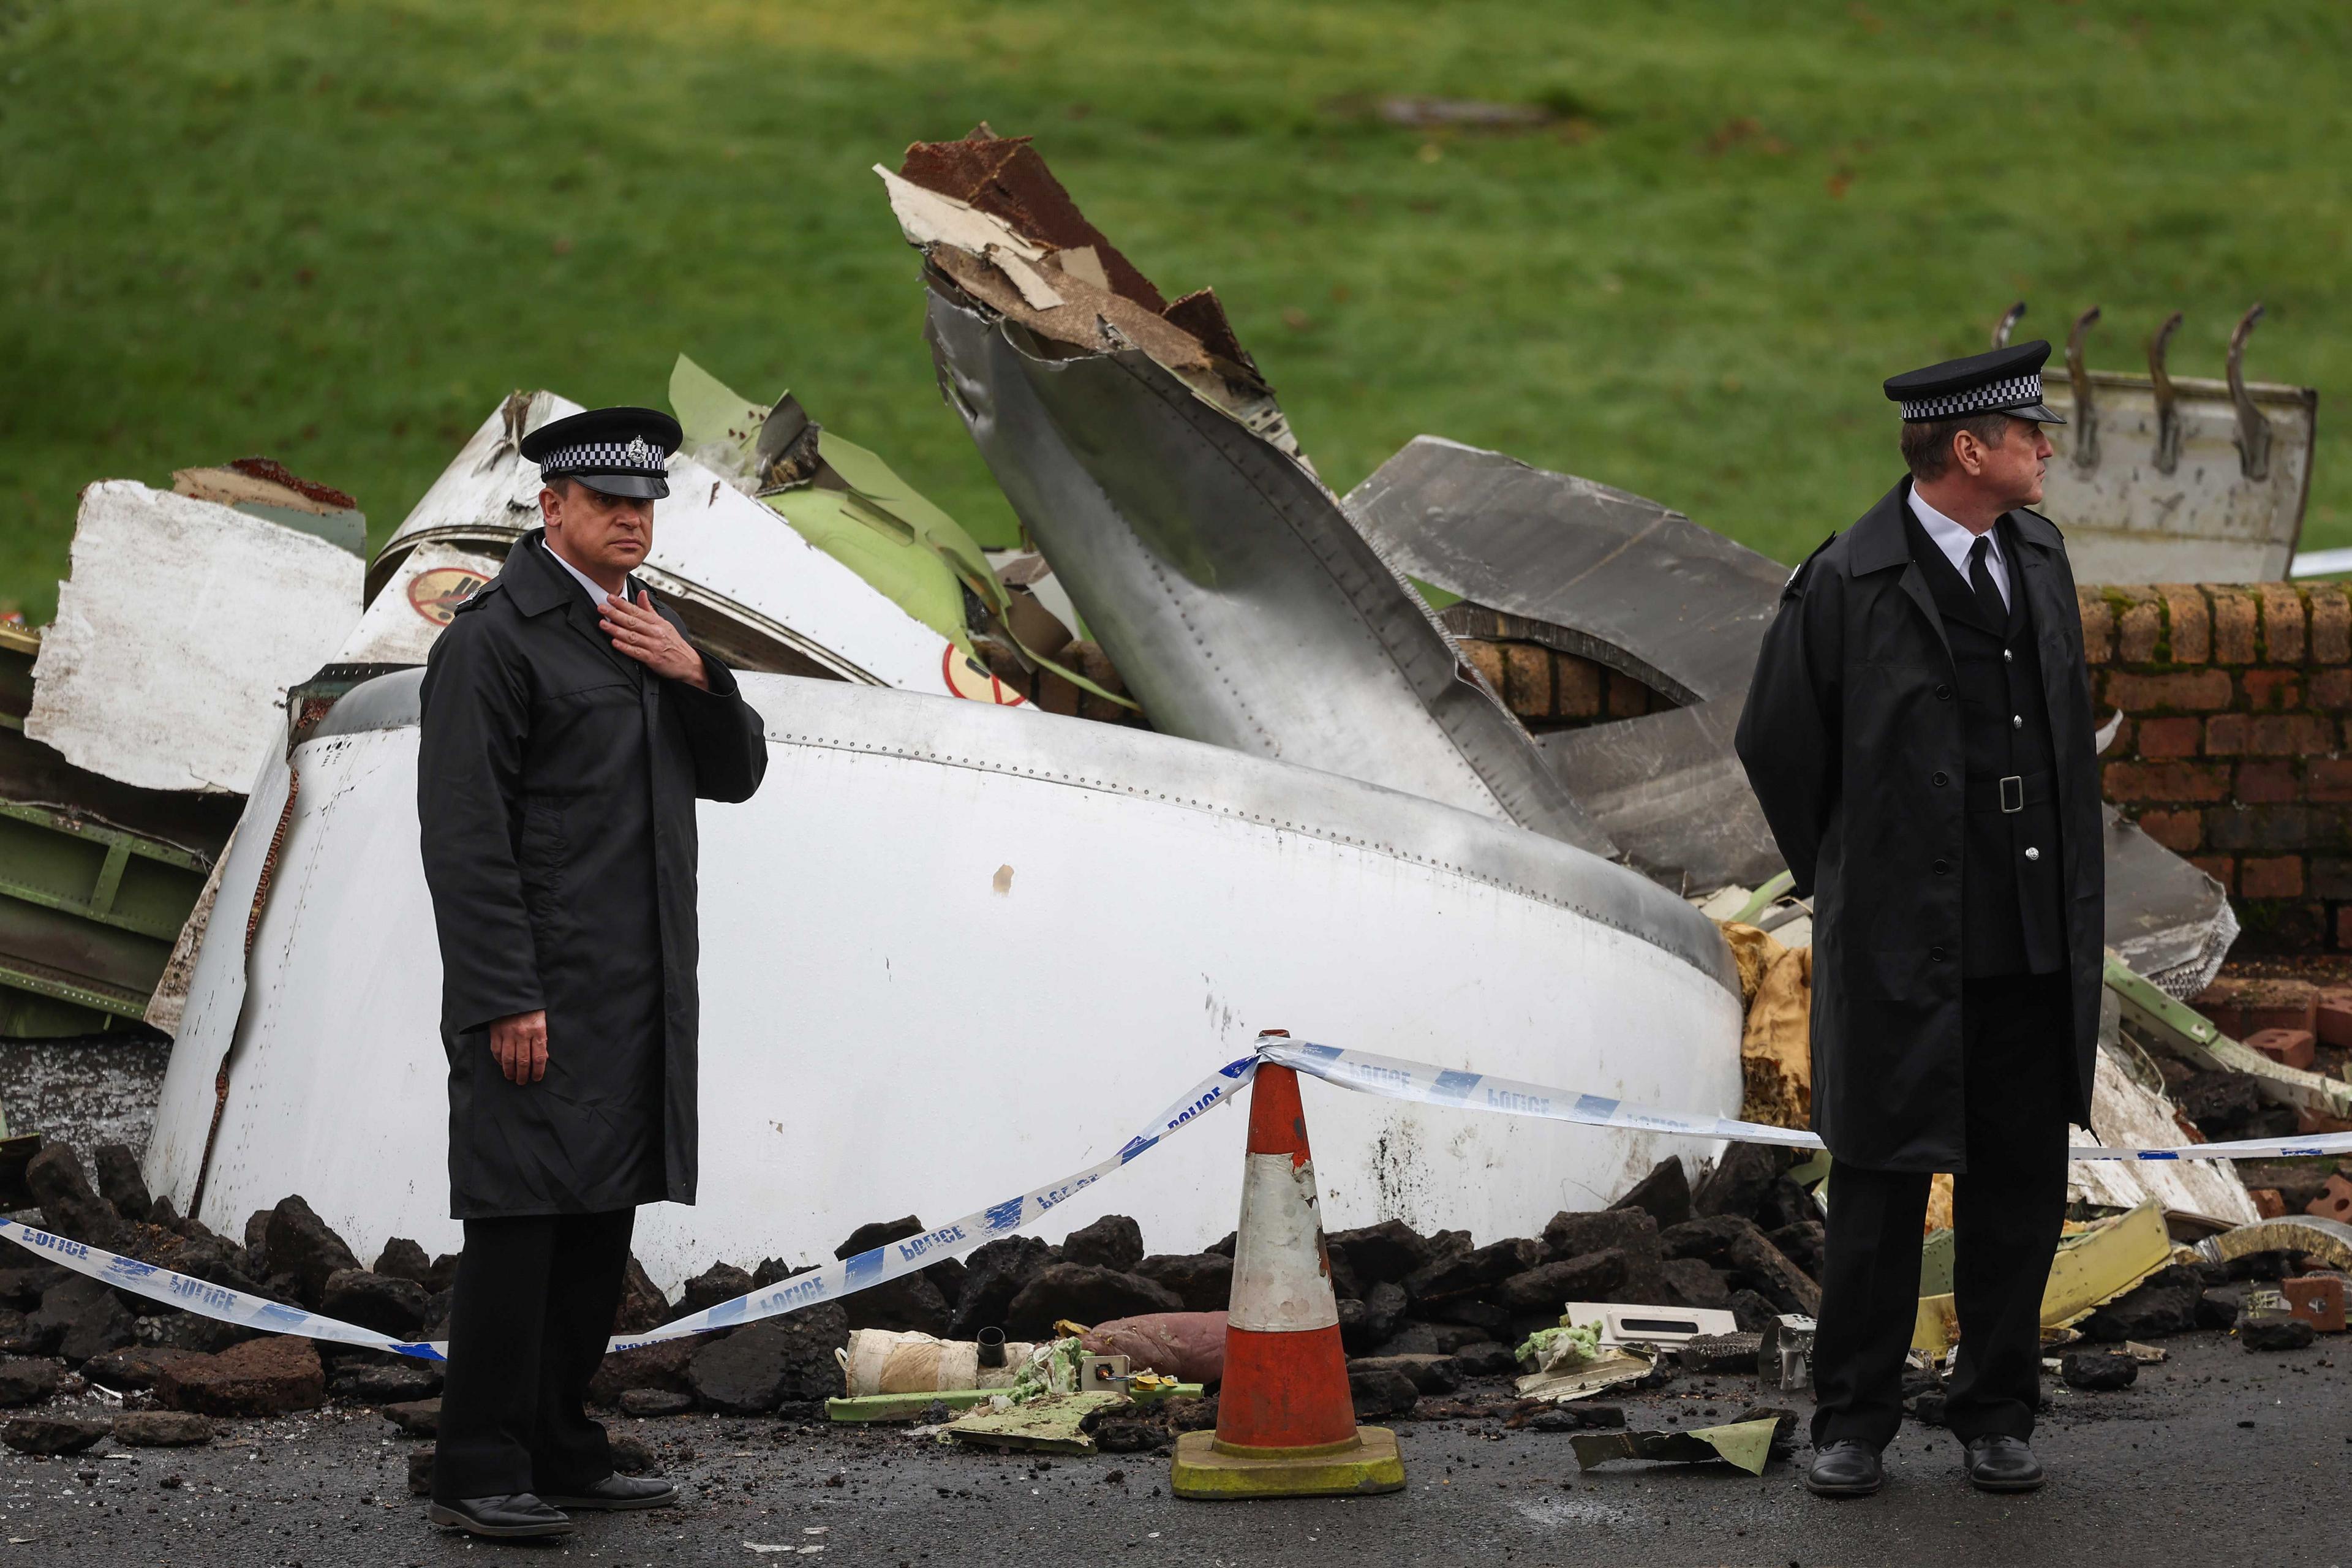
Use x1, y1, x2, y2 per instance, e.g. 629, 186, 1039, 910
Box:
2, 0, 2346, 622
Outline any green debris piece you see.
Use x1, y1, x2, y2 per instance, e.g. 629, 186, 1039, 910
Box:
824, 1388, 1007, 1424
1728, 872, 1796, 926
1517, 1319, 1601, 1371
1568, 1415, 1782, 1476
1408, 575, 1463, 612
943, 1390, 1127, 1455
668, 353, 1134, 709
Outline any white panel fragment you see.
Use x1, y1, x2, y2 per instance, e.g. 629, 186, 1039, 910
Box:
27, 481, 361, 793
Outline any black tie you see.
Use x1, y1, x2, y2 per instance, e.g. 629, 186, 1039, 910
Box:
1968, 535, 2007, 628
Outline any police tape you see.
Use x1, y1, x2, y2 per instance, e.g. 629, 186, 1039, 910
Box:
1261, 1038, 2352, 1163
9, 1033, 2348, 1366
0, 1052, 1262, 1365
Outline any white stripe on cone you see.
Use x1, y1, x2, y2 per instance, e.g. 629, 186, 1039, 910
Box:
1228, 1152, 1341, 1333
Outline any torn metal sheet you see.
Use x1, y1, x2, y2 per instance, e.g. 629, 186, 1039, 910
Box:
172, 458, 366, 559
2005, 303, 2316, 582
333, 543, 500, 666
1569, 1415, 1779, 1475
2194, 1215, 2352, 1275
145, 669, 1738, 1287
1537, 699, 1784, 892
1338, 433, 2245, 979
2069, 989, 2261, 1232
893, 140, 1610, 852
2105, 954, 2352, 1123
1344, 435, 1787, 704
26, 482, 363, 794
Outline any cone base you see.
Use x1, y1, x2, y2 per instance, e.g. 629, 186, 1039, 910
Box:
1169, 1427, 1405, 1500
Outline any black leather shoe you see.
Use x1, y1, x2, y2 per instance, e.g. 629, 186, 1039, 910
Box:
1803, 1440, 1884, 1497
538, 1474, 679, 1511
1965, 1435, 2046, 1492
426, 1494, 575, 1538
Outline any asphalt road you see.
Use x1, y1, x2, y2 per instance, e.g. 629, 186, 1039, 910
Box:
2, 1331, 2345, 1568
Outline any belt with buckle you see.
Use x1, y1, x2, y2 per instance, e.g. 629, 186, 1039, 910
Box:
1965, 769, 2050, 815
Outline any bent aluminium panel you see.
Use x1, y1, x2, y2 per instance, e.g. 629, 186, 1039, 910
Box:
921, 292, 1614, 856
143, 672, 1737, 1289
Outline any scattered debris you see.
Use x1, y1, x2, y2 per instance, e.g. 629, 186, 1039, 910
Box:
1, 1414, 109, 1457
1568, 1414, 1783, 1476
944, 1389, 1126, 1455
110, 1409, 211, 1447
2060, 1349, 2140, 1391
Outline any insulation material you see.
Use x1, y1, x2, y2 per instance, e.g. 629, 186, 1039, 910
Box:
837, 1330, 1036, 1395
26, 482, 361, 793
1738, 945, 1811, 1130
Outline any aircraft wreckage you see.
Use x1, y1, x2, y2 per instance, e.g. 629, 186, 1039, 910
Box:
129, 128, 2244, 1286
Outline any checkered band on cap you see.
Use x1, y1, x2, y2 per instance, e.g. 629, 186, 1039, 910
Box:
538, 435, 667, 475
1899, 372, 2043, 421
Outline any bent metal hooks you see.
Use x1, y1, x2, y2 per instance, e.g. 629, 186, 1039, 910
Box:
2066, 306, 2101, 471
2228, 303, 2272, 482
1991, 300, 2027, 349
2149, 311, 2185, 475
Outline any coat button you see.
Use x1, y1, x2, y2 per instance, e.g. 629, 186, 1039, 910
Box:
1932, 771, 1948, 786
2012, 714, 2024, 729
2025, 846, 2041, 862
1933, 858, 1951, 875
2003, 649, 2014, 663
1929, 946, 1948, 962
1936, 684, 1953, 701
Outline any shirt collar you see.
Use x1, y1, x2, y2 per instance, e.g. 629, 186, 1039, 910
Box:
540, 536, 627, 606
1906, 488, 2002, 579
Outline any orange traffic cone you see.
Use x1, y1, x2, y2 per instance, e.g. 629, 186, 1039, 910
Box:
1170, 1047, 1406, 1499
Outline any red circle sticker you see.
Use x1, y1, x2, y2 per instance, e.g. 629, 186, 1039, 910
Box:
407, 567, 490, 627
942, 646, 1027, 706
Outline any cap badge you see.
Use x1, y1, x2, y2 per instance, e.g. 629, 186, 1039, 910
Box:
624, 435, 655, 467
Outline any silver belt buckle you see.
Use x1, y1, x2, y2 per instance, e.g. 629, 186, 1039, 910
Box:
1999, 775, 2024, 813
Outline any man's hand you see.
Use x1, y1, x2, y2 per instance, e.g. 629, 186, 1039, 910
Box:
489, 1009, 549, 1085
601, 589, 710, 690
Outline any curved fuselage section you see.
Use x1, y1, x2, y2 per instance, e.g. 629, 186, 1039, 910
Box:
145, 673, 1740, 1290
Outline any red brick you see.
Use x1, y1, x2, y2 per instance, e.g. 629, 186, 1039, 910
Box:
2190, 855, 2235, 891
2309, 1174, 2352, 1225
2135, 809, 2203, 852
1503, 643, 1554, 718
2310, 584, 2351, 664
2241, 856, 2306, 899
2117, 595, 2163, 663
2312, 668, 2352, 712
2244, 1027, 2316, 1068
1605, 670, 1650, 718
2317, 988, 2352, 1049
2250, 714, 2335, 756
2243, 668, 2304, 712
2133, 715, 2201, 758
2158, 584, 2211, 663
2211, 587, 2260, 663
2298, 1107, 2352, 1137
1555, 655, 1604, 718
2077, 590, 2114, 664
2105, 669, 2234, 712
2205, 713, 2250, 756
2190, 978, 2247, 1037
2250, 1188, 2288, 1219
2103, 760, 2232, 802
2236, 761, 2299, 804
2307, 758, 2352, 802
2258, 583, 2307, 663
2241, 981, 2318, 1035
2282, 1274, 2347, 1333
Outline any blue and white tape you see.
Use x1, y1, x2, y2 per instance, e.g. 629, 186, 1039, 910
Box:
1261, 1038, 2352, 1163
9, 1033, 2345, 1365
0, 1054, 1261, 1365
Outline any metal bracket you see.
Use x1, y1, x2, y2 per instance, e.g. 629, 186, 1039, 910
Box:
2066, 306, 2101, 470
2228, 303, 2273, 481
2149, 312, 2184, 474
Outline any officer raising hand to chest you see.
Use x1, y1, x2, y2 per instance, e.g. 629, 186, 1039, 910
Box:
1736, 342, 2103, 1501
417, 407, 768, 1539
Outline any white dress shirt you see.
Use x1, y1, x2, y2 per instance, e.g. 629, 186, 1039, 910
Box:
542, 537, 628, 607
1907, 489, 2009, 608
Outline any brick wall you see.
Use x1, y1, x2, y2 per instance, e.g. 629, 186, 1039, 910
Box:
2084, 582, 2352, 950
1456, 639, 1667, 733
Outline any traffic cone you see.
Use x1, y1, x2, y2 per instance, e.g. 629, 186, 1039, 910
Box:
1170, 1048, 1405, 1499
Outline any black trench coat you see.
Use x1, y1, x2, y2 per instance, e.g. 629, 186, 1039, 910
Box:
1734, 480, 2103, 1172
418, 532, 768, 1218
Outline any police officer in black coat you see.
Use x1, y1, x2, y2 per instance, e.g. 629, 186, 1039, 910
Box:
1735, 342, 2103, 1499
417, 407, 769, 1539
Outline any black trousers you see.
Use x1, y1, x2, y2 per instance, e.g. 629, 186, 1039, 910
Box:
1810, 973, 2071, 1450
431, 1210, 635, 1502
